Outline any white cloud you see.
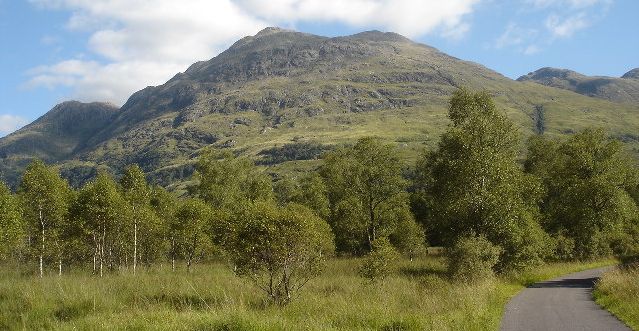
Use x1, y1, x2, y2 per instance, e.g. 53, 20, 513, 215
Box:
236, 0, 481, 38
0, 115, 29, 136
26, 0, 482, 105
545, 13, 589, 37
523, 44, 541, 55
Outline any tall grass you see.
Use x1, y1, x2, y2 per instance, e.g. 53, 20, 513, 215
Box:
0, 256, 616, 331
594, 265, 639, 330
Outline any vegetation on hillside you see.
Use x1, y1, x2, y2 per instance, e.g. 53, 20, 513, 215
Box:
0, 89, 637, 329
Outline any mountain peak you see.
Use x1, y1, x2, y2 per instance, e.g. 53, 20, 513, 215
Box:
621, 68, 639, 79
255, 26, 295, 37
348, 30, 411, 43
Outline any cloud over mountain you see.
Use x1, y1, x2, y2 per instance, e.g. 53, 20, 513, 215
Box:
25, 0, 481, 105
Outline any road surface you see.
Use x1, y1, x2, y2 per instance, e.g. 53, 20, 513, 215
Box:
500, 267, 630, 331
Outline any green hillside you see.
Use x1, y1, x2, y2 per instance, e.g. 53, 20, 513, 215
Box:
2, 28, 638, 189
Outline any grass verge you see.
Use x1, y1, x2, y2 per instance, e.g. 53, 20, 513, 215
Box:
0, 257, 617, 331
594, 265, 639, 330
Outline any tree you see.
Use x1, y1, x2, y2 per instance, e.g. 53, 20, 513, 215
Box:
359, 237, 399, 282
0, 182, 24, 261
150, 186, 179, 268
120, 164, 151, 275
18, 160, 71, 277
74, 172, 129, 276
414, 89, 547, 272
525, 129, 639, 259
191, 150, 273, 211
172, 198, 212, 272
223, 202, 334, 305
321, 137, 423, 254
274, 173, 330, 219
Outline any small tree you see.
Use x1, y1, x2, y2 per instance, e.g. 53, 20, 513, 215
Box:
120, 164, 151, 275
172, 198, 212, 272
0, 182, 24, 261
224, 202, 334, 305
19, 160, 71, 277
359, 237, 399, 282
74, 172, 129, 277
447, 234, 502, 283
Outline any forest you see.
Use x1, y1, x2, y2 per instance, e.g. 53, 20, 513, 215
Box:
1, 89, 638, 329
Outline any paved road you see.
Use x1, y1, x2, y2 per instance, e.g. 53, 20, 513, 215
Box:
500, 267, 630, 331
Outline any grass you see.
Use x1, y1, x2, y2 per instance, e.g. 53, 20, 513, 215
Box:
0, 256, 617, 331
594, 265, 639, 330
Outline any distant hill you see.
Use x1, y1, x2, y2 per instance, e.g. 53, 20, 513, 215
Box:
2, 28, 638, 190
0, 101, 118, 186
517, 67, 639, 104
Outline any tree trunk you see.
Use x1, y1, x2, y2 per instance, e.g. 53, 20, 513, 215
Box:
39, 207, 44, 278
58, 259, 62, 276
133, 207, 137, 275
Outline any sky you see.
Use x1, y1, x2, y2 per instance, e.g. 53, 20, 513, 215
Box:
0, 0, 637, 136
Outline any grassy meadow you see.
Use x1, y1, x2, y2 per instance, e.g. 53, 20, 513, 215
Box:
0, 255, 616, 331
594, 265, 639, 330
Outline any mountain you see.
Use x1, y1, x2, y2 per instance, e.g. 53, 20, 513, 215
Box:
622, 68, 639, 79
517, 67, 639, 104
0, 101, 118, 186
2, 28, 639, 190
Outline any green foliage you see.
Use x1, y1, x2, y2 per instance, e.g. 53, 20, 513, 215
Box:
415, 89, 547, 272
191, 150, 274, 210
359, 237, 399, 282
447, 234, 502, 283
73, 171, 130, 276
172, 199, 213, 271
18, 159, 71, 275
526, 129, 639, 260
120, 164, 150, 206
274, 173, 330, 219
0, 182, 24, 260
257, 141, 332, 165
223, 202, 334, 305
322, 137, 422, 254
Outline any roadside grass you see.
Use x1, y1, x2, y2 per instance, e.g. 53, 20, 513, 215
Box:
594, 265, 639, 331
0, 256, 617, 331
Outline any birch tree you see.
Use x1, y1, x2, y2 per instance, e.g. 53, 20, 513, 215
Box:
0, 182, 25, 261
172, 198, 212, 272
18, 160, 70, 277
75, 172, 128, 277
120, 164, 150, 275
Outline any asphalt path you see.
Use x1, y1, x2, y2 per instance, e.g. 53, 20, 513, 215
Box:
500, 267, 630, 331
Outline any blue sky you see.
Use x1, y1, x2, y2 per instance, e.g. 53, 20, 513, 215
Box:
0, 0, 637, 136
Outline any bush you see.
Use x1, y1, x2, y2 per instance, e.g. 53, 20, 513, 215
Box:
224, 202, 334, 305
447, 235, 502, 283
551, 232, 576, 261
359, 237, 399, 282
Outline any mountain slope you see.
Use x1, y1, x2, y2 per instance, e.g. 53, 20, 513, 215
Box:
0, 101, 118, 185
517, 67, 639, 104
2, 28, 639, 190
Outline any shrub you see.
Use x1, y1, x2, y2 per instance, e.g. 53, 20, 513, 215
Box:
359, 237, 399, 282
551, 231, 576, 261
224, 202, 334, 305
447, 234, 502, 283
